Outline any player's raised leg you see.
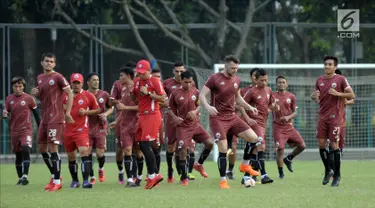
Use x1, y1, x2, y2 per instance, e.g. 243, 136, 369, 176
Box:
192, 129, 214, 179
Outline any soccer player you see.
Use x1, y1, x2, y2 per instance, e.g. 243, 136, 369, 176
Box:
64, 73, 100, 189
110, 65, 144, 185
272, 76, 305, 179
163, 61, 195, 182
31, 53, 74, 192
168, 71, 213, 185
112, 67, 141, 187
226, 67, 258, 180
131, 60, 165, 189
199, 55, 262, 189
3, 77, 41, 186
86, 72, 114, 184
151, 68, 167, 175
239, 69, 278, 184
311, 56, 355, 187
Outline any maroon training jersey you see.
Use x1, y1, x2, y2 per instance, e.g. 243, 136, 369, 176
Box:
163, 78, 196, 97
314, 74, 351, 125
88, 90, 110, 135
272, 91, 297, 125
37, 72, 70, 124
119, 83, 138, 131
204, 72, 240, 117
5, 93, 37, 137
241, 86, 273, 128
168, 88, 200, 127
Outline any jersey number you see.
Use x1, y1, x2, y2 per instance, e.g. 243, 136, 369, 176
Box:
49, 129, 57, 137
332, 127, 340, 135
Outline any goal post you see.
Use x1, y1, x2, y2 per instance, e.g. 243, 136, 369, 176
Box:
207, 63, 375, 162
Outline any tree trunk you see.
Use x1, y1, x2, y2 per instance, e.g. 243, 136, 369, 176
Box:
22, 29, 37, 93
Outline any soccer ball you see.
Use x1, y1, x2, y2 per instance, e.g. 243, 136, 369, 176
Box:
244, 177, 256, 188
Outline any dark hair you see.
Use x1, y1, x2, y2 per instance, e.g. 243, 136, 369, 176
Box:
120, 67, 134, 80
276, 75, 287, 83
11, 76, 26, 87
255, 69, 267, 79
224, 55, 239, 64
86, 72, 99, 81
151, 68, 161, 73
41, 52, 56, 61
335, 69, 342, 75
126, 61, 137, 68
324, 56, 338, 66
181, 71, 193, 80
250, 68, 259, 76
173, 61, 184, 68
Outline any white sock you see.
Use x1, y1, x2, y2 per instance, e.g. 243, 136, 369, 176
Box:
53, 179, 61, 185
242, 160, 249, 164
22, 174, 28, 179
137, 175, 142, 180
220, 177, 226, 181
261, 174, 267, 179
99, 167, 104, 171
148, 174, 155, 179
51, 174, 54, 179
119, 170, 124, 174
127, 178, 133, 182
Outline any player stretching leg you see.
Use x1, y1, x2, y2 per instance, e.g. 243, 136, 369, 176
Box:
239, 69, 278, 184
3, 77, 41, 185
168, 71, 213, 185
131, 60, 165, 189
311, 56, 355, 187
272, 76, 305, 179
64, 73, 100, 189
32, 53, 74, 192
86, 72, 114, 184
200, 55, 261, 189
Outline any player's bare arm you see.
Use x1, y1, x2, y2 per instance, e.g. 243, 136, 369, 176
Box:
158, 93, 169, 107
98, 106, 114, 120
345, 99, 354, 105
199, 85, 218, 116
79, 107, 101, 116
63, 87, 75, 123
116, 102, 138, 111
328, 87, 355, 100
140, 86, 165, 103
186, 99, 200, 120
235, 90, 258, 114
237, 106, 257, 125
281, 108, 297, 123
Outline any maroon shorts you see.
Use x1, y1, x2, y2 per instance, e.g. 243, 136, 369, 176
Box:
249, 123, 266, 145
316, 119, 343, 142
38, 123, 64, 145
12, 134, 32, 152
273, 123, 304, 150
136, 112, 162, 142
64, 134, 89, 152
158, 119, 165, 145
209, 115, 249, 142
89, 135, 107, 150
339, 126, 345, 149
177, 123, 210, 149
117, 128, 135, 149
166, 115, 177, 145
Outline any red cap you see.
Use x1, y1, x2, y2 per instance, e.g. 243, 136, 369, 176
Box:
136, 60, 151, 74
70, 73, 83, 83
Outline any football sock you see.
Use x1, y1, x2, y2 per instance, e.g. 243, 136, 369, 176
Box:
258, 151, 267, 175
21, 146, 31, 176
124, 155, 133, 180
319, 148, 330, 172
139, 141, 156, 175
333, 149, 341, 176
218, 152, 227, 177
166, 152, 174, 177
69, 160, 79, 181
198, 147, 211, 165
116, 160, 124, 172
88, 154, 94, 177
98, 155, 105, 169
15, 152, 22, 178
41, 152, 54, 175
50, 152, 60, 181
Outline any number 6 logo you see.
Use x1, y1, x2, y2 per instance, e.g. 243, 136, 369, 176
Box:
49, 129, 57, 137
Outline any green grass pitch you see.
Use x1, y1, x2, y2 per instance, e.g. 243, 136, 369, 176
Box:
1, 160, 375, 208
